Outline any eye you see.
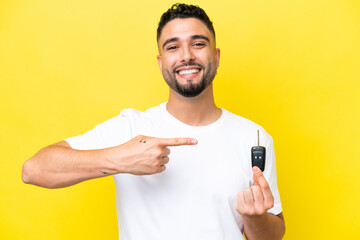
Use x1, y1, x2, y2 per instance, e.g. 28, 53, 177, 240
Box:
167, 45, 178, 51
193, 42, 206, 48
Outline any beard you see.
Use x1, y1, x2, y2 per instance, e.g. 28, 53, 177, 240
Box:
162, 61, 217, 97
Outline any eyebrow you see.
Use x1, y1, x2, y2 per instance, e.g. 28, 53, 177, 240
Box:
162, 35, 210, 50
162, 37, 179, 50
191, 35, 210, 42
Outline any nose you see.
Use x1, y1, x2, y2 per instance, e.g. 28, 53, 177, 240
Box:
180, 45, 195, 63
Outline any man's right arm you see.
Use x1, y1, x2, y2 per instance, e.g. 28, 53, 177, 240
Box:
21, 140, 115, 188
22, 135, 197, 189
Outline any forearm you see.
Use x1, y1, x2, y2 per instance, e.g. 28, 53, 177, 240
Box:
22, 142, 115, 188
22, 135, 195, 188
243, 212, 285, 240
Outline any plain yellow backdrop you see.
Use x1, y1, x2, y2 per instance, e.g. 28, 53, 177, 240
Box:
1, 0, 359, 239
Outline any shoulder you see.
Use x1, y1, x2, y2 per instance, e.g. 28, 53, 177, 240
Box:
222, 109, 273, 143
223, 109, 264, 130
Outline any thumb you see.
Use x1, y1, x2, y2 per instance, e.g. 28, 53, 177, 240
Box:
252, 166, 262, 185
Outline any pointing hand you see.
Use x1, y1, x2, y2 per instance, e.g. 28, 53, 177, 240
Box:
103, 135, 197, 175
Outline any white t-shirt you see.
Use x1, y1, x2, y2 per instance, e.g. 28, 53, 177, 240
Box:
66, 102, 282, 240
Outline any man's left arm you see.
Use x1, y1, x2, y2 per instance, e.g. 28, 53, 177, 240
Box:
236, 167, 285, 240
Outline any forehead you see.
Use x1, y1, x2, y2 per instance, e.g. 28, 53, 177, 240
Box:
158, 18, 213, 44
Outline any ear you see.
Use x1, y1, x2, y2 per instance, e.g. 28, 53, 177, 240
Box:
215, 48, 220, 68
157, 55, 163, 72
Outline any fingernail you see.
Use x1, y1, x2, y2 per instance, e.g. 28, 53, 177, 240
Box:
191, 139, 198, 144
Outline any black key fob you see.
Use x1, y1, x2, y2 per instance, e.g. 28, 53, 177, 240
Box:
251, 130, 266, 172
251, 146, 265, 172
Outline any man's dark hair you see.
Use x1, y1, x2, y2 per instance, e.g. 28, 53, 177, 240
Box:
157, 3, 215, 42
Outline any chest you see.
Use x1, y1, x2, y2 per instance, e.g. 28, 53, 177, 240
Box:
129, 121, 254, 197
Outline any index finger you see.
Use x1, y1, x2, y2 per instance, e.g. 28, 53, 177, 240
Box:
156, 137, 198, 146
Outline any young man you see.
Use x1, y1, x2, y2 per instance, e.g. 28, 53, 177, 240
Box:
22, 3, 285, 240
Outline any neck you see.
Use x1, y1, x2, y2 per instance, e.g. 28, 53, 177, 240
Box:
166, 84, 222, 126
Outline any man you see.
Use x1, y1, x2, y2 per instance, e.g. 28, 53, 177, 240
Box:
22, 3, 285, 240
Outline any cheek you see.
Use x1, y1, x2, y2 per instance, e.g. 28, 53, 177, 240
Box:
207, 54, 218, 66
162, 56, 178, 69
196, 51, 212, 63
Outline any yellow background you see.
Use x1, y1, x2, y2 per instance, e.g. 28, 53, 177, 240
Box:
1, 0, 359, 239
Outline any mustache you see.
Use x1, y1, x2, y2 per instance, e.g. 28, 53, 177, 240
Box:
173, 62, 205, 73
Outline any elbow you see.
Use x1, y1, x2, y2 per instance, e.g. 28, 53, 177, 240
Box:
22, 159, 46, 187
22, 160, 34, 185
22, 159, 66, 189
21, 160, 53, 188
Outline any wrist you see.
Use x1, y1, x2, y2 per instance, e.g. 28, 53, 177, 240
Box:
242, 212, 270, 226
97, 148, 119, 175
99, 146, 131, 175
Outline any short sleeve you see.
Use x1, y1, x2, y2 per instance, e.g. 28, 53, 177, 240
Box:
264, 137, 282, 215
65, 113, 132, 150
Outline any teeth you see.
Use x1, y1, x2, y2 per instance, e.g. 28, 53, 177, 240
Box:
178, 69, 200, 75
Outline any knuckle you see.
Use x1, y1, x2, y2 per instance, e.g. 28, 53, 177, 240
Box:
262, 184, 270, 191
244, 188, 252, 194
236, 204, 246, 215
248, 209, 256, 215
153, 159, 161, 166
151, 149, 162, 158
255, 206, 265, 215
265, 199, 274, 209
156, 149, 163, 157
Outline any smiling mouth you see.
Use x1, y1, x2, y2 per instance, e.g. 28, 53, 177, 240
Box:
178, 68, 200, 76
